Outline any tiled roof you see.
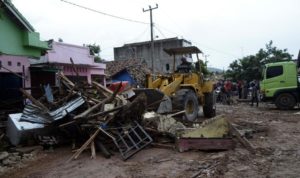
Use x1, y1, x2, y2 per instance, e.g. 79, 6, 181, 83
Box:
105, 59, 151, 86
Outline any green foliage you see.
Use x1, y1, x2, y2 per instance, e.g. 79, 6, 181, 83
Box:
193, 59, 210, 75
225, 41, 292, 81
87, 43, 102, 63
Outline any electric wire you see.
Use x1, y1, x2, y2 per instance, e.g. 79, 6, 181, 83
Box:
60, 0, 238, 60
156, 23, 239, 58
153, 24, 166, 39
101, 26, 149, 52
60, 0, 148, 25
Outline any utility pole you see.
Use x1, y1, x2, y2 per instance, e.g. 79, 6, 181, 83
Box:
143, 4, 158, 73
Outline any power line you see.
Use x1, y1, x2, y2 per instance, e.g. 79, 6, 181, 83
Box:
155, 24, 181, 38
190, 41, 239, 58
60, 0, 148, 25
101, 26, 149, 51
160, 11, 187, 37
125, 26, 149, 43
154, 24, 166, 38
156, 23, 239, 58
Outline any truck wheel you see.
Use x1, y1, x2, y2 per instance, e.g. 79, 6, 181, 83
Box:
275, 93, 296, 110
173, 89, 199, 121
203, 92, 216, 118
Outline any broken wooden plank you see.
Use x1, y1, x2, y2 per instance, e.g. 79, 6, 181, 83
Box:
90, 141, 96, 159
19, 89, 49, 111
228, 121, 255, 154
58, 72, 75, 88
92, 81, 127, 104
68, 128, 100, 161
167, 110, 185, 117
73, 82, 122, 120
88, 105, 123, 119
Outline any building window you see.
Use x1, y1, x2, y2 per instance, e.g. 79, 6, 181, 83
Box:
8, 61, 12, 66
17, 62, 21, 66
165, 63, 170, 72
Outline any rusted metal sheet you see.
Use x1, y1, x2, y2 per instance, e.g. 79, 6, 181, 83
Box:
176, 138, 235, 152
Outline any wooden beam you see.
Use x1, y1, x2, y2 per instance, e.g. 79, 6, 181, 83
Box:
19, 89, 49, 111
228, 122, 255, 154
74, 82, 122, 120
68, 128, 100, 161
90, 141, 96, 159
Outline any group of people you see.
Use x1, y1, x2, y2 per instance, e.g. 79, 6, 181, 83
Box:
215, 79, 260, 106
215, 80, 233, 105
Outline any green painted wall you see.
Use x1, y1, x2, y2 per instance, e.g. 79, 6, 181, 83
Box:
0, 8, 48, 58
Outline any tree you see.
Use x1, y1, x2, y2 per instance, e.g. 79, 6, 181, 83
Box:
87, 44, 102, 62
193, 59, 210, 75
225, 41, 292, 81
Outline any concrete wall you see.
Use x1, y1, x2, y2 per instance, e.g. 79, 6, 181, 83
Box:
62, 65, 105, 84
46, 42, 94, 65
0, 55, 31, 88
0, 8, 48, 58
42, 41, 106, 84
114, 38, 191, 73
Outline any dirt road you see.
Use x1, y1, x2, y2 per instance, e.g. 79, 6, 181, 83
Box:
3, 102, 300, 178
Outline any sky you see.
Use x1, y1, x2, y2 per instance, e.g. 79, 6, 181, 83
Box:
12, 0, 300, 69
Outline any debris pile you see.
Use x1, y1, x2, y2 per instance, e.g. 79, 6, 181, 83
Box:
3, 68, 241, 163
0, 146, 42, 174
5, 70, 157, 161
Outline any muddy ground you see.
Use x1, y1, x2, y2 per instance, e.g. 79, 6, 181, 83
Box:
2, 102, 300, 178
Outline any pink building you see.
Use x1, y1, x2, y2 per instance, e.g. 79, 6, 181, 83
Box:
30, 41, 106, 92
0, 55, 31, 88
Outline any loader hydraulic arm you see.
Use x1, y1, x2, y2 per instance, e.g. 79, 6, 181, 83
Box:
160, 75, 183, 96
147, 74, 162, 88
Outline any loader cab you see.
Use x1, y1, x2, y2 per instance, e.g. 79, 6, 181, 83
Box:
163, 46, 202, 74
176, 57, 192, 73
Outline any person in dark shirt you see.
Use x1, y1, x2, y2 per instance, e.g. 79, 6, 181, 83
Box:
250, 80, 259, 107
177, 57, 192, 73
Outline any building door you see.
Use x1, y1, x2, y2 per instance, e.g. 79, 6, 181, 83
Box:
0, 73, 23, 109
30, 71, 56, 98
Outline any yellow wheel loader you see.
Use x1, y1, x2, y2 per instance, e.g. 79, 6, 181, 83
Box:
135, 46, 216, 121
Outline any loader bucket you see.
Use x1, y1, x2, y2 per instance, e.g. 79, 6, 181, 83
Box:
133, 88, 172, 114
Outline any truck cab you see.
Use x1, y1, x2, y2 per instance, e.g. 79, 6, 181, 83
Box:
260, 61, 300, 109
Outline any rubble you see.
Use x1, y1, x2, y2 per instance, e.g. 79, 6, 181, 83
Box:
2, 68, 240, 164
0, 62, 261, 178
0, 146, 41, 175
4, 67, 157, 162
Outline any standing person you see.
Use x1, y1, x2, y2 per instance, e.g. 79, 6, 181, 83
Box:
250, 80, 259, 107
177, 57, 192, 73
224, 79, 232, 104
238, 80, 242, 99
243, 80, 248, 99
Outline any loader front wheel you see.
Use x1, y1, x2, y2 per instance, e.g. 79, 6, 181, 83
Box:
173, 89, 199, 121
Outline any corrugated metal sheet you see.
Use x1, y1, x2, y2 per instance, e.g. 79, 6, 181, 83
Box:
20, 96, 85, 124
